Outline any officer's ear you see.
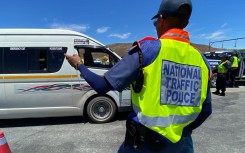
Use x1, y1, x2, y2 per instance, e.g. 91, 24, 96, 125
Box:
158, 14, 166, 26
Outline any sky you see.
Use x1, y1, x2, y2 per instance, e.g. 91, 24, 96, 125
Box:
1, 0, 245, 50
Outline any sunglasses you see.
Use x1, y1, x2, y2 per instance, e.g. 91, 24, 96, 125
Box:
153, 15, 167, 27
153, 18, 158, 27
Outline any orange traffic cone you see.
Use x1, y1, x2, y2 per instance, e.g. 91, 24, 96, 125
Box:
0, 131, 12, 153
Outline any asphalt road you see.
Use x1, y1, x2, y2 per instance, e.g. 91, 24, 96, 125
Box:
1, 84, 245, 153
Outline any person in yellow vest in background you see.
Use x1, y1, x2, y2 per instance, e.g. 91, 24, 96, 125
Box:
213, 54, 231, 96
65, 0, 212, 152
228, 50, 240, 87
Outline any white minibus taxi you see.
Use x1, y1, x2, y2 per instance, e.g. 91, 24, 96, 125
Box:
0, 29, 131, 123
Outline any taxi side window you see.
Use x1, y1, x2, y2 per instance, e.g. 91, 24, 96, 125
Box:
77, 47, 119, 69
0, 48, 3, 74
4, 47, 28, 73
3, 47, 67, 74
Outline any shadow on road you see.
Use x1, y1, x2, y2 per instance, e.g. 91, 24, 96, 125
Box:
0, 112, 130, 128
225, 81, 245, 89
236, 81, 245, 86
0, 116, 88, 128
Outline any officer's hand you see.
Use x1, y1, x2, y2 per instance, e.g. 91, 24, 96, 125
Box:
64, 53, 83, 69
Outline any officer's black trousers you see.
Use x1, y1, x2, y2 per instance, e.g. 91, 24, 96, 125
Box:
216, 74, 227, 92
229, 68, 239, 87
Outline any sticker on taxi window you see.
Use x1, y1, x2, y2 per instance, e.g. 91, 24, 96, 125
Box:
74, 39, 89, 45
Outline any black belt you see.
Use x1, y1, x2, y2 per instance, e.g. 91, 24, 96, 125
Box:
124, 119, 167, 151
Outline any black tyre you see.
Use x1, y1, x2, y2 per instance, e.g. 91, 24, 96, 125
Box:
86, 96, 117, 123
210, 73, 217, 88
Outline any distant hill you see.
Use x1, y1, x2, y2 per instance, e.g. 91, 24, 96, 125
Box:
107, 43, 132, 57
107, 43, 221, 57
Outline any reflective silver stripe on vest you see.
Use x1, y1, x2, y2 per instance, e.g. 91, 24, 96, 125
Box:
133, 104, 199, 127
0, 137, 7, 145
163, 32, 189, 40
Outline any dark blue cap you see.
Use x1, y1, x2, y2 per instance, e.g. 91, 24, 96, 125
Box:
152, 0, 192, 20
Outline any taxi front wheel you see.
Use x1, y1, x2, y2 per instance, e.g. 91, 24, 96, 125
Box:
86, 96, 117, 123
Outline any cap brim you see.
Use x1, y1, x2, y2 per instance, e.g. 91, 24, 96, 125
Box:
151, 14, 159, 20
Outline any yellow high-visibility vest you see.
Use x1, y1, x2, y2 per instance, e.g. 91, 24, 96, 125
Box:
131, 29, 210, 143
232, 56, 239, 68
218, 61, 229, 74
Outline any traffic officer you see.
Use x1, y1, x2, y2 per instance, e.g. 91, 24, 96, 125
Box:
228, 50, 240, 87
65, 0, 212, 152
213, 54, 231, 96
